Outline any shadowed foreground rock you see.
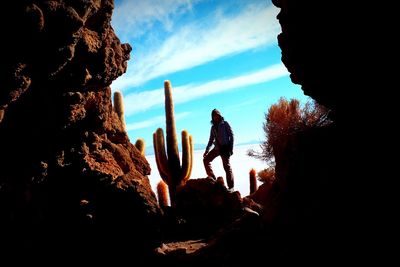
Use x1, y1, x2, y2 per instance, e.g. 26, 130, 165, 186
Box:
0, 0, 161, 261
174, 178, 243, 239
154, 208, 262, 267
272, 0, 377, 120
265, 0, 383, 263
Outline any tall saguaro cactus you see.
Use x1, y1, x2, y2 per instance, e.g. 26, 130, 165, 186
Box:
153, 80, 193, 206
113, 91, 126, 131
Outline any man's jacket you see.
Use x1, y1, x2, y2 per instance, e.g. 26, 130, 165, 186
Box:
205, 120, 234, 154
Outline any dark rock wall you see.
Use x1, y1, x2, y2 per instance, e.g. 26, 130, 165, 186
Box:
0, 0, 161, 260
268, 0, 381, 263
272, 0, 376, 122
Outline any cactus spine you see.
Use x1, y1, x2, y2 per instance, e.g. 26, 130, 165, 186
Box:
153, 80, 193, 206
157, 180, 169, 208
135, 138, 145, 155
249, 168, 258, 194
113, 91, 126, 131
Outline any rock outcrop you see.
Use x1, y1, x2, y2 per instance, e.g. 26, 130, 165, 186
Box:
153, 209, 262, 267
265, 0, 381, 263
172, 178, 243, 239
0, 0, 161, 261
272, 0, 378, 123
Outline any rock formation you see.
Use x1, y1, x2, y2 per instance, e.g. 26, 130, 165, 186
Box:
0, 0, 161, 261
175, 178, 243, 239
272, 0, 372, 121
266, 0, 380, 263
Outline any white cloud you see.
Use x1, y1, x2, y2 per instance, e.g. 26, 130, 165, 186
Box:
126, 112, 190, 131
112, 0, 196, 42
226, 98, 263, 111
123, 63, 288, 116
112, 3, 281, 90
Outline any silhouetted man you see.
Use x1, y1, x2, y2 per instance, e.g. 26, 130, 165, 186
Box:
203, 109, 234, 190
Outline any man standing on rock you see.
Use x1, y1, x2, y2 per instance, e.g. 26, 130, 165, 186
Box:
203, 109, 235, 190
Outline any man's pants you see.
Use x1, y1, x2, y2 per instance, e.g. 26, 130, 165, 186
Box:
203, 148, 234, 189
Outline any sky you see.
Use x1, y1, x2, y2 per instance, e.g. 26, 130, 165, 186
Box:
111, 0, 308, 150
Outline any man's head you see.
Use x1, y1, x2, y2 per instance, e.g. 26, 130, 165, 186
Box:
211, 108, 222, 123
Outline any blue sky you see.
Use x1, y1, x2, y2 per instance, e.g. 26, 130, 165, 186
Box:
111, 0, 308, 152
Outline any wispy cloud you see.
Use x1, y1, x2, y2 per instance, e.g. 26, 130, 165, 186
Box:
112, 2, 281, 90
112, 0, 196, 42
124, 63, 287, 116
226, 98, 263, 111
126, 112, 190, 131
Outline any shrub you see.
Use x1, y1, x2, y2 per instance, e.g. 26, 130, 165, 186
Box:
257, 167, 275, 184
248, 98, 330, 164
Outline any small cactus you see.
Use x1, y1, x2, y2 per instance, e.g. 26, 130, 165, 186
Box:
249, 168, 258, 194
157, 180, 169, 208
153, 81, 193, 206
135, 138, 145, 155
113, 91, 126, 131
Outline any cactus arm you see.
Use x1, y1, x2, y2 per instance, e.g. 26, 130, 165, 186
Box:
153, 128, 170, 184
187, 134, 194, 180
180, 130, 191, 182
182, 134, 193, 183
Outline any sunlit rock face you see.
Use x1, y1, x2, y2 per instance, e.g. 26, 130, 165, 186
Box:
0, 0, 161, 259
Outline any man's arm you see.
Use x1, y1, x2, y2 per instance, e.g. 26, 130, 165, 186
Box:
226, 122, 234, 153
204, 127, 215, 156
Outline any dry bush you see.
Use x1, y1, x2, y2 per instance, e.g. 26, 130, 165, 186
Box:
257, 167, 275, 184
248, 98, 330, 164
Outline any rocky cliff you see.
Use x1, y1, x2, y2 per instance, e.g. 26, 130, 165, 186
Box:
267, 0, 379, 263
0, 0, 161, 261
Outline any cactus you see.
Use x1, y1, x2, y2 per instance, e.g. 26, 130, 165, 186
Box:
113, 91, 126, 131
0, 109, 4, 123
135, 138, 145, 155
249, 168, 258, 194
157, 180, 169, 208
153, 80, 193, 206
